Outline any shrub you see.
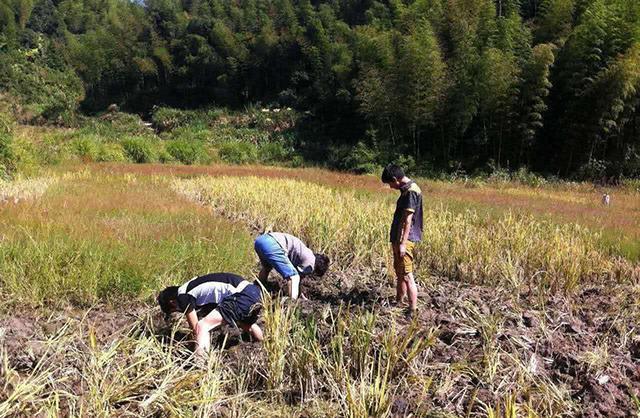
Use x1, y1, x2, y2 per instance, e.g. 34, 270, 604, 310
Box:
258, 141, 292, 164
10, 137, 41, 176
0, 110, 15, 179
166, 140, 209, 165
79, 113, 151, 139
161, 125, 213, 142
575, 159, 608, 181
513, 167, 547, 188
157, 148, 176, 164
70, 136, 100, 161
392, 154, 417, 175
151, 107, 195, 132
151, 107, 223, 132
96, 143, 127, 162
218, 141, 259, 164
209, 126, 270, 144
329, 142, 380, 174
0, 47, 84, 123
247, 106, 299, 132
121, 137, 157, 163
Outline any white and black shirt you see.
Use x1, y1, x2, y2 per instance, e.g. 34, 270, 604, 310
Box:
177, 273, 247, 313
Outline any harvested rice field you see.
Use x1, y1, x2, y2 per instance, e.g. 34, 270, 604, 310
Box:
1, 163, 639, 417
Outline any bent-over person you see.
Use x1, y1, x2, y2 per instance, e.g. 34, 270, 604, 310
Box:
157, 272, 263, 355
254, 232, 330, 300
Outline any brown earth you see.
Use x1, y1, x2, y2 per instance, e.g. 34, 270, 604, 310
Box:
3, 271, 639, 416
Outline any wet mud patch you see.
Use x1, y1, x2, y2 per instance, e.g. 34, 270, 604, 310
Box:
1, 277, 639, 416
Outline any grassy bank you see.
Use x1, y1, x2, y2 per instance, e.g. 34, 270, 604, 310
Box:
0, 167, 253, 305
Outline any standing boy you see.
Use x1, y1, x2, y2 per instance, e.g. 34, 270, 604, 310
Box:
254, 232, 330, 300
157, 272, 264, 356
381, 164, 423, 315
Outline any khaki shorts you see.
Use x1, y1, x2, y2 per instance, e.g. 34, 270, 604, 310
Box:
392, 241, 415, 277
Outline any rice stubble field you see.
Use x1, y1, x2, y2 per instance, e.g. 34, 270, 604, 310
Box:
1, 163, 639, 417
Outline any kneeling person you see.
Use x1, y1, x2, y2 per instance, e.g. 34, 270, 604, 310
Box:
254, 232, 330, 300
157, 272, 264, 355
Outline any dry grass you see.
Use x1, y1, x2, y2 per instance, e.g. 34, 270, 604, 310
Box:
84, 163, 640, 242
174, 175, 638, 293
1, 163, 639, 417
0, 177, 57, 204
81, 162, 640, 260
0, 168, 253, 305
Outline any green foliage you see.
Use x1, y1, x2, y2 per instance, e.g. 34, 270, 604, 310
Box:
1, 0, 639, 178
329, 142, 380, 174
166, 139, 209, 165
536, 0, 576, 42
78, 113, 151, 139
218, 141, 259, 165
121, 137, 158, 163
96, 142, 126, 162
69, 136, 99, 160
151, 107, 223, 132
0, 46, 84, 123
0, 109, 15, 179
256, 141, 286, 163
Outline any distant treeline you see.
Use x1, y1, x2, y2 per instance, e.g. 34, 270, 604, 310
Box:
1, 0, 639, 179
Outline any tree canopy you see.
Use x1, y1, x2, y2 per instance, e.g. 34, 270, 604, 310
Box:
1, 0, 639, 178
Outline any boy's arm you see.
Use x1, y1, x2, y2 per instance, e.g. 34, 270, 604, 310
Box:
185, 309, 199, 337
258, 265, 271, 283
239, 322, 265, 342
399, 210, 414, 257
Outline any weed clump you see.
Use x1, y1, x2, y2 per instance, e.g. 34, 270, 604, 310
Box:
121, 137, 158, 163
166, 139, 210, 165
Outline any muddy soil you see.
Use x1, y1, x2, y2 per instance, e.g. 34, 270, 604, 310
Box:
2, 272, 639, 417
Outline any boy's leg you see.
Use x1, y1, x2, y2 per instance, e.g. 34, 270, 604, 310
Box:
287, 274, 300, 299
403, 242, 418, 311
195, 309, 225, 355
404, 272, 418, 311
239, 322, 264, 342
393, 244, 407, 304
396, 275, 408, 304
255, 234, 297, 282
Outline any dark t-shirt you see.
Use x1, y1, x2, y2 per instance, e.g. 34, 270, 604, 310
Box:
176, 273, 246, 314
389, 181, 423, 243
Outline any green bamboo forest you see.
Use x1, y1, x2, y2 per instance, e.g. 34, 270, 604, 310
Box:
1, 0, 639, 179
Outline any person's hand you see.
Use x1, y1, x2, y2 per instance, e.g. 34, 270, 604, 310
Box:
399, 242, 407, 257
300, 292, 308, 300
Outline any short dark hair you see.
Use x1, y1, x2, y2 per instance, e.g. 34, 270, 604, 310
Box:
157, 286, 179, 320
314, 253, 330, 276
381, 164, 405, 183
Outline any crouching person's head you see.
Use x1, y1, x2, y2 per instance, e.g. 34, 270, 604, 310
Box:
313, 253, 330, 277
157, 286, 179, 320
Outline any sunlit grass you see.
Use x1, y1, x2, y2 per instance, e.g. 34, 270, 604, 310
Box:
174, 176, 635, 293
1, 164, 637, 417
0, 170, 253, 305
